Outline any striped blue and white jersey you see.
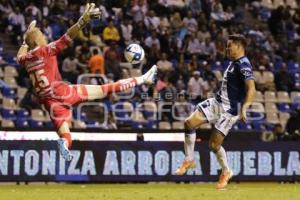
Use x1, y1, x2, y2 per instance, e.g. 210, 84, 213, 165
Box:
216, 56, 254, 115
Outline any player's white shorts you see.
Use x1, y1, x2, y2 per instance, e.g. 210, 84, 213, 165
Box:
197, 98, 239, 136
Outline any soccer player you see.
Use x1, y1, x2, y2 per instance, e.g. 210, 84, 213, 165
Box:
175, 34, 256, 189
17, 3, 157, 161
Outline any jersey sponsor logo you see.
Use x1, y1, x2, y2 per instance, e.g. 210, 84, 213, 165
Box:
241, 68, 252, 77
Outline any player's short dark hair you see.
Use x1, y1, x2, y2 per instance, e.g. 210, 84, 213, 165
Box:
93, 49, 99, 55
228, 34, 247, 49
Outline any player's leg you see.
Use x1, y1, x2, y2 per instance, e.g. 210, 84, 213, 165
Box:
78, 65, 157, 101
57, 121, 73, 161
184, 110, 207, 160
175, 98, 218, 175
211, 113, 239, 189
47, 101, 73, 161
175, 110, 207, 175
209, 129, 230, 172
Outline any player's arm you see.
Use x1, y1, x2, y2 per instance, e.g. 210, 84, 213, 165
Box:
17, 21, 36, 63
17, 43, 29, 62
44, 3, 101, 57
241, 79, 256, 123
66, 3, 101, 39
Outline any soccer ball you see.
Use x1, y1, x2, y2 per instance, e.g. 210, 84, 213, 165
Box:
124, 43, 145, 64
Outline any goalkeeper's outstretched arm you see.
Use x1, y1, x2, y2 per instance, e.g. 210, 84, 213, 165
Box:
66, 3, 101, 39
17, 20, 36, 59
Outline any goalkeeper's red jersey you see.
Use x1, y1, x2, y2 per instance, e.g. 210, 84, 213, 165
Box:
17, 35, 72, 98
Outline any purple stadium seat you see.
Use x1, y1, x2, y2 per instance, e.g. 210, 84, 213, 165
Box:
30, 120, 44, 128
16, 109, 30, 119
2, 109, 15, 120
15, 119, 29, 128
2, 87, 16, 99
277, 103, 292, 113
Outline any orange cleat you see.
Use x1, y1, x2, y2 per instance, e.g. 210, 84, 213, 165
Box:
175, 160, 196, 175
216, 170, 233, 190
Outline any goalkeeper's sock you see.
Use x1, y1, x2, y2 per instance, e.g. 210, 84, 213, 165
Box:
61, 133, 72, 148
214, 146, 230, 172
184, 129, 196, 161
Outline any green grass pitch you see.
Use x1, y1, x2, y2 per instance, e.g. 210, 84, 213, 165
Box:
0, 183, 299, 200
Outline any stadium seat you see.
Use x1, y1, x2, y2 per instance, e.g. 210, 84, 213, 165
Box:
277, 103, 291, 112
290, 91, 300, 103
250, 102, 265, 113
17, 87, 28, 99
262, 71, 274, 83
287, 61, 300, 72
254, 91, 264, 102
143, 101, 157, 120
159, 121, 171, 130
249, 103, 265, 121
85, 120, 101, 128
73, 110, 87, 121
266, 113, 280, 124
30, 120, 44, 128
15, 119, 29, 128
277, 91, 291, 103
16, 109, 29, 119
2, 97, 17, 110
273, 60, 283, 71
73, 120, 87, 129
131, 121, 144, 129
291, 103, 299, 111
264, 91, 277, 102
44, 121, 54, 128
4, 66, 18, 77
172, 121, 184, 129
238, 122, 252, 130
1, 119, 14, 128
131, 110, 146, 123
144, 121, 157, 129
279, 112, 290, 127
252, 121, 266, 131
114, 101, 133, 124
2, 87, 16, 99
233, 124, 239, 130
114, 109, 130, 124
265, 102, 278, 113
123, 101, 134, 111
4, 77, 18, 88
2, 109, 15, 120
292, 72, 300, 82
31, 109, 46, 121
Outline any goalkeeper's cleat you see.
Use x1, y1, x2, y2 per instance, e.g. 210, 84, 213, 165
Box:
57, 138, 73, 161
216, 169, 233, 190
143, 65, 158, 85
175, 160, 196, 175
